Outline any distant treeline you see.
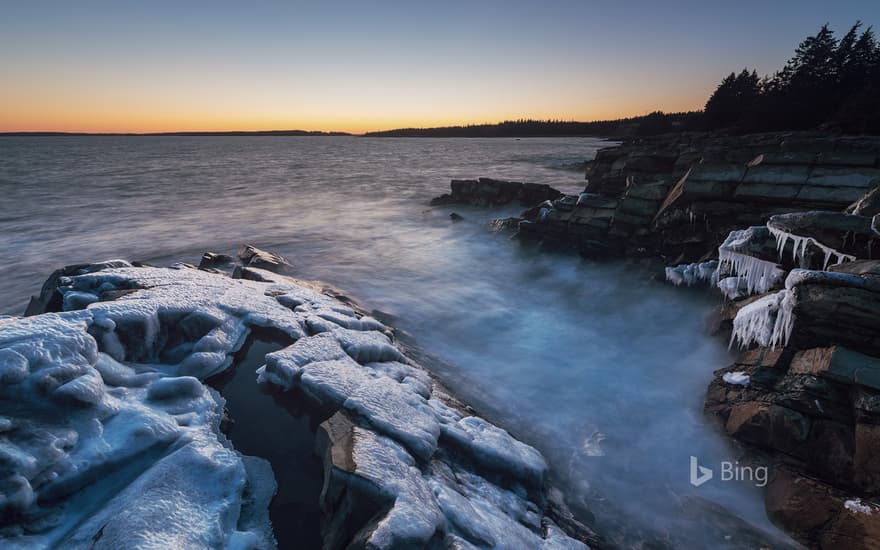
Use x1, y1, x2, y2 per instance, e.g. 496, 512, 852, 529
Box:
363, 113, 701, 138
704, 22, 880, 134
367, 22, 880, 138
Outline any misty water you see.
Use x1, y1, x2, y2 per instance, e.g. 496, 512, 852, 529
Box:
0, 136, 790, 546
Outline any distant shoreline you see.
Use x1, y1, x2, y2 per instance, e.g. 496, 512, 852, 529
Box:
0, 130, 353, 137
0, 112, 699, 138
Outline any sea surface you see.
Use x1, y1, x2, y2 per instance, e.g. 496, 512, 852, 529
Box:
0, 136, 790, 546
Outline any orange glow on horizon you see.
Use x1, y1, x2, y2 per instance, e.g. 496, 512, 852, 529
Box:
0, 97, 709, 135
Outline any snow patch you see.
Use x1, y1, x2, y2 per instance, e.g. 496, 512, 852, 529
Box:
844, 499, 875, 514
722, 371, 750, 386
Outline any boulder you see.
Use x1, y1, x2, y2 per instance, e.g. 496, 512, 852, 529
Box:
237, 245, 291, 272
430, 178, 561, 207
198, 251, 234, 270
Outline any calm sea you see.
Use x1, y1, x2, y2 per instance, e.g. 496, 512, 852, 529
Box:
0, 136, 788, 546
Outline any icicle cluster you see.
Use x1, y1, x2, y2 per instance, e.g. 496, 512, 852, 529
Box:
717, 229, 785, 296
768, 225, 856, 270
729, 289, 796, 350
664, 260, 718, 287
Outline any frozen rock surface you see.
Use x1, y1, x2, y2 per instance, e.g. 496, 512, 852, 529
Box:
1, 263, 591, 549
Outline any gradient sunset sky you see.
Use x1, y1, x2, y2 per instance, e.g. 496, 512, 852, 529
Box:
1, 1, 878, 134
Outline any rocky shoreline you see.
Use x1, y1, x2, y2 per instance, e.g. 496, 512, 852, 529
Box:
432, 131, 880, 549
0, 248, 596, 549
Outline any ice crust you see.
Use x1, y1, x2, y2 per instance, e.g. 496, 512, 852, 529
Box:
664, 261, 718, 287
722, 371, 750, 386
1, 265, 583, 549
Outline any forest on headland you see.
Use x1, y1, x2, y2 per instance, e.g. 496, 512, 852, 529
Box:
367, 22, 880, 138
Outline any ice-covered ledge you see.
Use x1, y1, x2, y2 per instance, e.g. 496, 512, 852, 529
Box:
0, 261, 594, 549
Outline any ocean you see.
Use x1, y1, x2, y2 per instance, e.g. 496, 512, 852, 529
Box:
0, 135, 788, 545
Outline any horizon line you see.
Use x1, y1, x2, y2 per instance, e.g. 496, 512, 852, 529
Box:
0, 112, 696, 137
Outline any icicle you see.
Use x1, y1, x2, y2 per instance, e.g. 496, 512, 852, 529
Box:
665, 260, 718, 287
729, 289, 795, 350
767, 225, 856, 269
717, 276, 749, 300
717, 229, 785, 296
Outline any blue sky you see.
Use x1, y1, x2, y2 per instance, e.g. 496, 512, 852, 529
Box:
1, 0, 878, 132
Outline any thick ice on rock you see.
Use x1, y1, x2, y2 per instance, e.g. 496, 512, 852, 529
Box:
717, 228, 785, 295
729, 290, 796, 350
717, 276, 750, 300
2, 264, 585, 549
664, 261, 718, 287
0, 309, 275, 548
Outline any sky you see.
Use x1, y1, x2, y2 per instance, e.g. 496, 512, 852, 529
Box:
1, 1, 878, 134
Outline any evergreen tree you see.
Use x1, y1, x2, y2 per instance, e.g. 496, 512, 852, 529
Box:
707, 22, 880, 133
703, 69, 760, 129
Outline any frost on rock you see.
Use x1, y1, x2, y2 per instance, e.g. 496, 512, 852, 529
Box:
0, 311, 275, 549
844, 499, 876, 514
1, 264, 588, 549
784, 268, 872, 291
722, 371, 750, 386
729, 290, 796, 350
717, 228, 785, 296
767, 224, 856, 270
664, 261, 718, 287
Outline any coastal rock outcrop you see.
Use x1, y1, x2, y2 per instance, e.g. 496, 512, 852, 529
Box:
444, 132, 880, 262
679, 216, 880, 548
237, 245, 291, 272
428, 130, 880, 548
430, 178, 562, 207
0, 260, 595, 549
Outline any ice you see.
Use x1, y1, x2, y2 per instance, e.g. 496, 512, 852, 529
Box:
2, 264, 586, 548
343, 423, 583, 550
722, 371, 750, 386
717, 229, 785, 295
717, 276, 750, 300
784, 268, 871, 290
345, 377, 441, 461
443, 416, 548, 489
0, 269, 305, 547
729, 290, 795, 349
256, 333, 347, 390
430, 480, 497, 546
768, 224, 856, 270
333, 328, 404, 364
664, 260, 718, 287
844, 499, 875, 514
347, 426, 446, 548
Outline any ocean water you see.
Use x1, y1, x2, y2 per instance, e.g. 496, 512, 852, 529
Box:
0, 136, 789, 546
